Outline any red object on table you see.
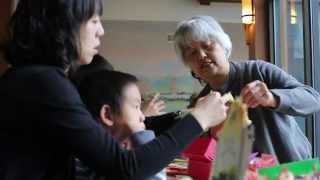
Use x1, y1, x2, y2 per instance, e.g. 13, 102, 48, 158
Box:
182, 137, 217, 180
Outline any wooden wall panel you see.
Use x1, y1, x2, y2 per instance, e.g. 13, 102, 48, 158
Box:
0, 0, 13, 75
248, 0, 270, 61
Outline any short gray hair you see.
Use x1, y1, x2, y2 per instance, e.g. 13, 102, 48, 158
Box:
173, 16, 232, 64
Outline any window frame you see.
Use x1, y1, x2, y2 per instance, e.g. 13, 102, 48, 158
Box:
269, 0, 320, 157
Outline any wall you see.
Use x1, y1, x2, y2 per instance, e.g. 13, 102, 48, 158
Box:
100, 20, 248, 77
100, 0, 248, 73
100, 1, 248, 111
103, 0, 242, 23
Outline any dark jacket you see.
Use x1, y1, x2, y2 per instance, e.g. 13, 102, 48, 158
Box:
76, 130, 167, 180
0, 65, 202, 180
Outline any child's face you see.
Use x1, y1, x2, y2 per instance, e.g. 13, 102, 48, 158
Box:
112, 83, 146, 141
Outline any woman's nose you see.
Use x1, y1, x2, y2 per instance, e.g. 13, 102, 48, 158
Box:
198, 49, 207, 61
97, 22, 104, 37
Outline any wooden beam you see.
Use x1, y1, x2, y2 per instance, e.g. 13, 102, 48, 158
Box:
212, 0, 241, 3
198, 0, 241, 6
0, 0, 13, 75
247, 0, 270, 61
197, 0, 211, 5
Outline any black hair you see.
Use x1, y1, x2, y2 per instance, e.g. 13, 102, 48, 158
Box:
5, 0, 103, 69
78, 70, 139, 120
87, 54, 114, 71
70, 54, 114, 87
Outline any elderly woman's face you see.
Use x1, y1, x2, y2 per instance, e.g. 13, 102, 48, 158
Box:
183, 40, 229, 82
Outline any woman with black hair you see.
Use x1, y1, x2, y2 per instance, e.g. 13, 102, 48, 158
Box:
0, 0, 228, 180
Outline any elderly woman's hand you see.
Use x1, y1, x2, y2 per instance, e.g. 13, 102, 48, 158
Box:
240, 80, 278, 108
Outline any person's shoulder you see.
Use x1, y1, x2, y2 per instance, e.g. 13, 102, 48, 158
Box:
230, 59, 274, 70
230, 59, 267, 65
16, 65, 80, 103
10, 65, 65, 79
248, 60, 281, 72
23, 65, 73, 90
2, 65, 67, 88
31, 65, 66, 78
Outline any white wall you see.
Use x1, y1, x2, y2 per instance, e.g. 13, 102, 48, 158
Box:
103, 0, 242, 23
100, 21, 248, 77
100, 0, 248, 75
100, 1, 248, 112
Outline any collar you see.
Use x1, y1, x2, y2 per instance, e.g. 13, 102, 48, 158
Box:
208, 61, 237, 94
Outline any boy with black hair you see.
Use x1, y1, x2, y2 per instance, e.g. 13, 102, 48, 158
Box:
77, 70, 166, 180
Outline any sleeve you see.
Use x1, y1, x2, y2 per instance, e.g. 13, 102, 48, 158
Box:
37, 73, 203, 180
256, 60, 320, 116
130, 130, 156, 146
130, 130, 167, 180
145, 112, 180, 136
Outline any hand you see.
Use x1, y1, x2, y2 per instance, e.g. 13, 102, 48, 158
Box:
191, 92, 228, 130
120, 138, 133, 150
142, 93, 166, 117
240, 80, 278, 108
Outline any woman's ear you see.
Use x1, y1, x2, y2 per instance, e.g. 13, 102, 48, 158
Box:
99, 104, 114, 127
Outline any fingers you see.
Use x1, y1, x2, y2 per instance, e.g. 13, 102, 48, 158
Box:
142, 93, 167, 116
191, 91, 228, 130
153, 100, 166, 115
208, 91, 222, 102
157, 101, 166, 112
198, 92, 224, 107
210, 91, 230, 105
210, 93, 228, 126
151, 100, 165, 111
150, 92, 160, 104
210, 91, 221, 97
240, 80, 271, 108
154, 100, 165, 109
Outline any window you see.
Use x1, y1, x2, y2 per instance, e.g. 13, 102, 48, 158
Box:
311, 0, 320, 157
272, 0, 306, 133
271, 0, 320, 156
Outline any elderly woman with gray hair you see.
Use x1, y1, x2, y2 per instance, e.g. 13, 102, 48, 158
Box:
173, 15, 320, 163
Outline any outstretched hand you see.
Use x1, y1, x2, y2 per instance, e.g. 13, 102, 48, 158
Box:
240, 80, 278, 108
142, 93, 166, 117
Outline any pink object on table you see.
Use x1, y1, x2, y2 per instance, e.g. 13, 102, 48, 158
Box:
248, 153, 277, 171
247, 153, 277, 180
181, 137, 217, 180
